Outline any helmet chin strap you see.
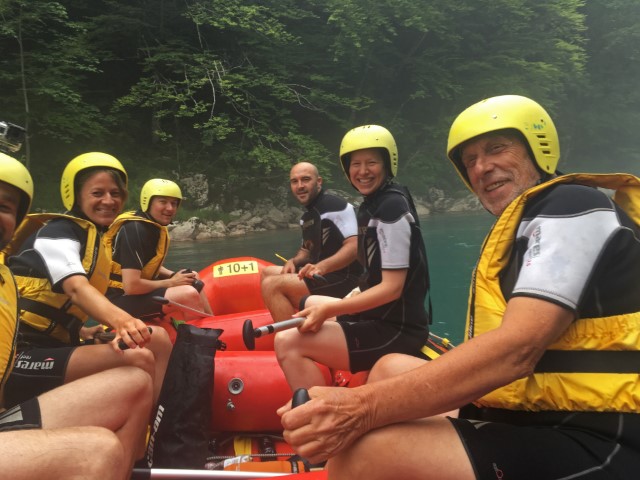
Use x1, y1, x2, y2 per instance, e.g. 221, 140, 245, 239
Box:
142, 210, 159, 224
536, 171, 558, 186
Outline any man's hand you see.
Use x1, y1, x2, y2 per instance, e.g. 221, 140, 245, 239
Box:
282, 259, 297, 274
297, 263, 323, 280
279, 386, 371, 464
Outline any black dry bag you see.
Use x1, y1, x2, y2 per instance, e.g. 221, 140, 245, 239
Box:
145, 324, 223, 468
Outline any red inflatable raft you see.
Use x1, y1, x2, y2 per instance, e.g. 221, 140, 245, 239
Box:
139, 256, 449, 478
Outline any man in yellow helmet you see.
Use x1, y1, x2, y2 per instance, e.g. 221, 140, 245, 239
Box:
0, 152, 153, 478
104, 178, 212, 321
279, 96, 640, 479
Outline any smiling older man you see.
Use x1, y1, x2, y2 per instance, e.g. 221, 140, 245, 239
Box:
279, 96, 640, 480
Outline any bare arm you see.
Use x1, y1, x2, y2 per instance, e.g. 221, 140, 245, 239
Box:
298, 236, 357, 279
281, 296, 574, 462
120, 268, 197, 295
157, 265, 174, 278
295, 268, 407, 332
62, 275, 151, 350
282, 247, 311, 274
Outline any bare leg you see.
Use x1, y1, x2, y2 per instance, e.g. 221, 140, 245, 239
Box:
328, 417, 474, 480
367, 353, 428, 383
275, 321, 349, 390
261, 273, 310, 322
198, 288, 213, 315
367, 354, 459, 418
65, 326, 172, 403
0, 426, 125, 480
164, 285, 211, 317
39, 366, 153, 477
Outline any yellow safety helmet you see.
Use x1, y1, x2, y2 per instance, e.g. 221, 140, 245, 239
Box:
0, 152, 33, 226
447, 95, 559, 190
60, 152, 128, 210
339, 125, 398, 184
140, 178, 183, 212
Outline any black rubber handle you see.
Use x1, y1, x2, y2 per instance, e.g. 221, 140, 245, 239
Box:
242, 319, 256, 350
151, 295, 169, 305
183, 269, 205, 292
292, 388, 310, 408
312, 274, 327, 283
192, 278, 205, 292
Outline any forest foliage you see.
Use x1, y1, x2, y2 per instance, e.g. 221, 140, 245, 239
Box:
1, 0, 638, 212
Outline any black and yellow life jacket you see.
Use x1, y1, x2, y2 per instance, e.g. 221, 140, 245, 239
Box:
103, 211, 169, 292
0, 264, 19, 396
7, 214, 111, 345
467, 173, 640, 413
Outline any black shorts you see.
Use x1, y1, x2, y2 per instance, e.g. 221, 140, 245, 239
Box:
110, 287, 167, 320
337, 316, 428, 372
303, 272, 359, 298
3, 346, 75, 408
450, 408, 640, 480
0, 397, 42, 432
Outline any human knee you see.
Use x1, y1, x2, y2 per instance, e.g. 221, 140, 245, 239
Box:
170, 285, 201, 306
274, 329, 299, 362
114, 365, 153, 397
261, 274, 278, 296
74, 428, 125, 479
367, 353, 414, 383
124, 347, 156, 376
149, 325, 172, 353
152, 324, 171, 340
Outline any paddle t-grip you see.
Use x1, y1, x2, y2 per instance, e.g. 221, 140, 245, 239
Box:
292, 388, 310, 408
183, 269, 205, 292
242, 317, 306, 350
242, 319, 256, 350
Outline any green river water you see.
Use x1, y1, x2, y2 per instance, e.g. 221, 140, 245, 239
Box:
165, 211, 493, 345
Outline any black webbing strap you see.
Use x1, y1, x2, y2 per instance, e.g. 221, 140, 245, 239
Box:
534, 349, 640, 374
18, 297, 82, 345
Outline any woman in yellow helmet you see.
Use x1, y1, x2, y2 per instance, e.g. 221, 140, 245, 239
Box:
275, 125, 431, 391
4, 153, 172, 408
104, 178, 212, 321
0, 152, 153, 477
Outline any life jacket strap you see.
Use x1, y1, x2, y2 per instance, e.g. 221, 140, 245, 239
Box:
535, 349, 640, 373
18, 297, 82, 345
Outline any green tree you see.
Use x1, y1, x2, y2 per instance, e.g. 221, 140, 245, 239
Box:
0, 0, 102, 173
563, 0, 640, 174
0, 0, 609, 211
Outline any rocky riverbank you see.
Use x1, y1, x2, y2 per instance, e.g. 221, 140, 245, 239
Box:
169, 187, 483, 242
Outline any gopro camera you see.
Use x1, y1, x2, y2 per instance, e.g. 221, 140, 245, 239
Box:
0, 121, 26, 154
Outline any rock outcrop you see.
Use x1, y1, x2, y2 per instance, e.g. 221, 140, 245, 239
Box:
169, 188, 483, 242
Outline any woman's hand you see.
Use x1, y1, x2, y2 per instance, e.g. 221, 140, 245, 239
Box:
294, 303, 331, 333
79, 325, 105, 342
168, 268, 198, 288
110, 315, 152, 352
